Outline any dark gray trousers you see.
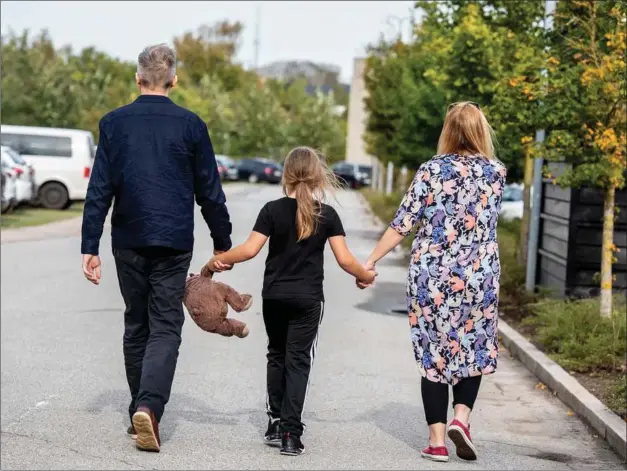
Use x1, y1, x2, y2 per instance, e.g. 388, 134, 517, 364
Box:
114, 247, 192, 422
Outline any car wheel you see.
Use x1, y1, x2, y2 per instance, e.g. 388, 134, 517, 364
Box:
39, 182, 69, 210
248, 174, 259, 184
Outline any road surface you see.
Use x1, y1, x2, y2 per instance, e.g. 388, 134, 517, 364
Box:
1, 184, 623, 469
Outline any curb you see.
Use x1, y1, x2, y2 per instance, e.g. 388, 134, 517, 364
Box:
1, 215, 83, 244
499, 320, 627, 461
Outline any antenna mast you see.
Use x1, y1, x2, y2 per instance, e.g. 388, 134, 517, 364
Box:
253, 4, 261, 70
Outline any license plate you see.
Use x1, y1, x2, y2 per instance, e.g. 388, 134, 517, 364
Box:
274, 171, 281, 177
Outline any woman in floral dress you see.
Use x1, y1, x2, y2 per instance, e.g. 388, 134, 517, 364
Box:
362, 102, 506, 463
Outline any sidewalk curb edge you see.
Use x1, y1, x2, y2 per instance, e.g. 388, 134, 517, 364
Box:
499, 319, 626, 461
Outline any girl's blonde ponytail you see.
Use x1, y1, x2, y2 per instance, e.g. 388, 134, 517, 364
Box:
294, 181, 318, 240
282, 147, 340, 241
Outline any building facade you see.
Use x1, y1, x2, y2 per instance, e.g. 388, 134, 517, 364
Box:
345, 58, 376, 166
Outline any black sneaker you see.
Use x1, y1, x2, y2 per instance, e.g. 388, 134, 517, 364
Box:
280, 432, 304, 456
264, 419, 281, 447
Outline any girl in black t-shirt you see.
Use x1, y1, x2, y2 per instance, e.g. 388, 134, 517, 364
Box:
206, 147, 376, 456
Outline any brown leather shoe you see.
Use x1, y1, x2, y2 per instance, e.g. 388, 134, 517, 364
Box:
132, 407, 160, 452
127, 425, 137, 440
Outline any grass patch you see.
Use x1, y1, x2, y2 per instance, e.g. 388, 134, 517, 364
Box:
361, 188, 403, 224
361, 188, 627, 419
1, 203, 84, 229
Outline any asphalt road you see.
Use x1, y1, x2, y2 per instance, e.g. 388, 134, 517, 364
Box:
1, 183, 623, 470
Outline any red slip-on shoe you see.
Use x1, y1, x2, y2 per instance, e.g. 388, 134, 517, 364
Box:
132, 407, 160, 452
448, 419, 477, 461
421, 445, 449, 462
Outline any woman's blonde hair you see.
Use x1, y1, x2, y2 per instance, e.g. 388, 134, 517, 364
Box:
282, 146, 341, 241
437, 102, 496, 158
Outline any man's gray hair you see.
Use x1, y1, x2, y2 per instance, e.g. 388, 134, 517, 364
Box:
137, 44, 176, 89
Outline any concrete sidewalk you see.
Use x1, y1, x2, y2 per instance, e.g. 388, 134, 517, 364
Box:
0, 184, 623, 469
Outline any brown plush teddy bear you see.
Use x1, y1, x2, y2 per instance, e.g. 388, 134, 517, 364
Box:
183, 271, 252, 338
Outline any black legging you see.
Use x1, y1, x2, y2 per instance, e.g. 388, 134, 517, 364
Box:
421, 376, 482, 425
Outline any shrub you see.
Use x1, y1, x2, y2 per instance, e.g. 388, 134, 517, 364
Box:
523, 297, 627, 372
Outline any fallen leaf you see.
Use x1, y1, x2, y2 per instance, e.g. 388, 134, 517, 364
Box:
535, 382, 546, 390
567, 410, 575, 417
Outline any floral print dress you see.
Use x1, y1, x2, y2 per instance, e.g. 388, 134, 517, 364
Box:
390, 153, 507, 385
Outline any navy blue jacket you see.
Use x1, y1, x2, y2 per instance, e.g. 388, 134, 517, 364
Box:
81, 95, 232, 255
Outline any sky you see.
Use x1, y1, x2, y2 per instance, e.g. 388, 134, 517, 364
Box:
1, 0, 417, 83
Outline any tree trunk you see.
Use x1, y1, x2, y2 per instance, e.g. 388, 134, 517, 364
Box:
519, 153, 534, 266
600, 186, 615, 317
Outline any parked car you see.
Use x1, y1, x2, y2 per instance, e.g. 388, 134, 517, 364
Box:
331, 162, 372, 189
1, 145, 37, 205
1, 159, 18, 214
0, 125, 96, 209
237, 158, 282, 184
500, 183, 524, 220
0, 171, 6, 213
215, 155, 239, 181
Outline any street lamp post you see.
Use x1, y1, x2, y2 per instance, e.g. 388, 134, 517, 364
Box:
385, 7, 416, 43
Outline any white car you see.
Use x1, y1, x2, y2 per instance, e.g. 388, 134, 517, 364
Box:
0, 125, 96, 209
1, 160, 17, 214
500, 184, 524, 220
1, 146, 37, 205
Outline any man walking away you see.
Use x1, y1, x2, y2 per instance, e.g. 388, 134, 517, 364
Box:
80, 44, 232, 453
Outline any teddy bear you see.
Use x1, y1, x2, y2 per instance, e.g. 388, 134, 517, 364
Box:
183, 271, 252, 338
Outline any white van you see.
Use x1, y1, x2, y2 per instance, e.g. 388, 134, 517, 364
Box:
0, 125, 95, 209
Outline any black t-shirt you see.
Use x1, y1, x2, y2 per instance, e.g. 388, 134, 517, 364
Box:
253, 197, 345, 301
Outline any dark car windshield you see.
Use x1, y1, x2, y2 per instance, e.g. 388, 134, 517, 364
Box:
358, 165, 372, 176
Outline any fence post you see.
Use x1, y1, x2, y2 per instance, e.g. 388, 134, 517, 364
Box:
371, 161, 378, 190
377, 161, 385, 192
399, 166, 408, 192
385, 161, 394, 195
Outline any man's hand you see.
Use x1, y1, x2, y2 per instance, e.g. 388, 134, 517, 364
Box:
82, 254, 102, 285
356, 260, 377, 289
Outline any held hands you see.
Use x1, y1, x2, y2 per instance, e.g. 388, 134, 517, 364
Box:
356, 260, 377, 290
82, 254, 102, 285
201, 250, 233, 276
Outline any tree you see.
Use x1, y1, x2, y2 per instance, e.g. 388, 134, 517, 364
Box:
1, 30, 81, 129
364, 0, 547, 177
1, 25, 347, 161
364, 38, 447, 168
279, 80, 346, 160
65, 46, 136, 139
539, 1, 626, 316
174, 22, 256, 92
